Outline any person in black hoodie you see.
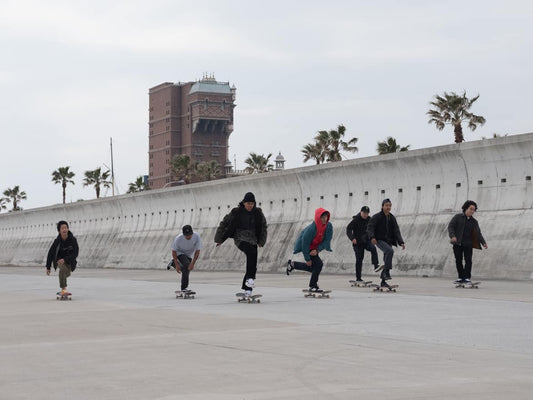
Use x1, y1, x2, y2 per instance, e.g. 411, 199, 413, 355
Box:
367, 199, 405, 288
346, 206, 381, 282
448, 200, 487, 284
46, 220, 79, 295
215, 192, 267, 297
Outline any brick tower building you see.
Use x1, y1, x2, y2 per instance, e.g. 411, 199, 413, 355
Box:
148, 75, 236, 189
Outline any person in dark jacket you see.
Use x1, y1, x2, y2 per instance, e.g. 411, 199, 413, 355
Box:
367, 199, 405, 288
46, 220, 79, 295
286, 207, 333, 292
346, 206, 381, 282
215, 192, 267, 297
448, 200, 488, 283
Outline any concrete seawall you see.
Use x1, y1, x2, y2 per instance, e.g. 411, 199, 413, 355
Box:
1, 133, 532, 279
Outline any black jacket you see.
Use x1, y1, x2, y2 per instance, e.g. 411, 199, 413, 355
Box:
346, 214, 370, 244
46, 231, 79, 271
367, 211, 404, 247
448, 213, 486, 249
214, 205, 268, 247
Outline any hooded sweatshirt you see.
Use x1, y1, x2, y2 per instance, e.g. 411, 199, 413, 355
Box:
310, 207, 330, 250
293, 207, 333, 261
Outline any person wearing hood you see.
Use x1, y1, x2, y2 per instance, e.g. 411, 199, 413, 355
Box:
346, 206, 381, 282
46, 220, 79, 296
367, 199, 405, 288
286, 208, 333, 292
215, 192, 268, 297
448, 200, 487, 284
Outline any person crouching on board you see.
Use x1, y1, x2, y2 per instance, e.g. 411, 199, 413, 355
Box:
171, 225, 202, 294
46, 220, 79, 296
215, 192, 268, 297
286, 208, 333, 293
366, 199, 405, 289
447, 200, 488, 284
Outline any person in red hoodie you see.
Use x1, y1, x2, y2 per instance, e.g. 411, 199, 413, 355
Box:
286, 208, 333, 292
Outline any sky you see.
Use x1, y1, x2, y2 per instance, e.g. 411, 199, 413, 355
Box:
1, 0, 532, 211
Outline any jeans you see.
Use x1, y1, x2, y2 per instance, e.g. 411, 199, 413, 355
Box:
238, 241, 258, 291
58, 262, 71, 289
292, 254, 323, 288
353, 242, 379, 280
453, 245, 473, 280
176, 254, 192, 290
376, 240, 394, 273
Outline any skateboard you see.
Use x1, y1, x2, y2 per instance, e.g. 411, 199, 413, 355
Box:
373, 285, 398, 293
454, 281, 481, 289
302, 289, 331, 298
236, 293, 262, 303
349, 280, 377, 288
175, 290, 196, 299
56, 292, 72, 300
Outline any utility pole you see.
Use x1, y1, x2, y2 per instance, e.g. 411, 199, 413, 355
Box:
110, 137, 115, 196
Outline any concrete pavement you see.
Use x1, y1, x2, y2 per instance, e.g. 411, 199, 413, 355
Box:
1, 266, 532, 400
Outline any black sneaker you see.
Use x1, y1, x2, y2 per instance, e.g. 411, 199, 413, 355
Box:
167, 259, 175, 270
374, 264, 384, 273
454, 278, 463, 283
309, 287, 323, 293
356, 278, 364, 282
286, 260, 294, 276
380, 280, 390, 288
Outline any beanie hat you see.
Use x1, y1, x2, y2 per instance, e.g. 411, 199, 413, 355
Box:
242, 192, 256, 203
360, 206, 370, 213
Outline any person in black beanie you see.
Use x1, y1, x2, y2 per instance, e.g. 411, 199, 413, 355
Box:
367, 199, 405, 288
46, 220, 79, 295
448, 200, 487, 284
215, 192, 268, 297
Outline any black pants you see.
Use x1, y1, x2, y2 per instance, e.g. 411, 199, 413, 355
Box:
176, 254, 192, 290
238, 241, 257, 291
292, 254, 323, 288
453, 245, 473, 280
353, 242, 379, 280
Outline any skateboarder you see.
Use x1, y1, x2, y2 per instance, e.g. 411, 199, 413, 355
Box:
287, 207, 333, 292
45, 220, 79, 296
346, 205, 381, 282
367, 199, 405, 288
171, 225, 202, 294
215, 192, 268, 297
448, 200, 488, 284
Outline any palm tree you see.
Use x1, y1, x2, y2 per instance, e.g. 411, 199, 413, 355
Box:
0, 196, 8, 211
377, 137, 411, 154
195, 160, 221, 181
301, 142, 325, 165
3, 186, 27, 211
51, 166, 75, 204
427, 91, 486, 143
82, 167, 111, 199
244, 153, 273, 173
127, 176, 149, 193
306, 124, 358, 163
171, 155, 194, 184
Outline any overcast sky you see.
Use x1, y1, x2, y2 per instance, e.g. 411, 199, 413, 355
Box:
1, 0, 532, 211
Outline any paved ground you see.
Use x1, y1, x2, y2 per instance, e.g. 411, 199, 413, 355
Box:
1, 266, 532, 400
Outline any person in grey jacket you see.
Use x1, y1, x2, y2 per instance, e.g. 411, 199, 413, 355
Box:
448, 200, 488, 283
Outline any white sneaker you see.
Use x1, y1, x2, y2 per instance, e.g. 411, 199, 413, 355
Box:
245, 278, 255, 288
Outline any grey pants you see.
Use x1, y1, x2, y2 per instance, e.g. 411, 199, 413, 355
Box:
58, 262, 71, 289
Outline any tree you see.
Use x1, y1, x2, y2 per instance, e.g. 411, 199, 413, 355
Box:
301, 142, 325, 165
171, 155, 194, 184
244, 153, 273, 174
427, 91, 486, 143
302, 124, 358, 164
377, 137, 411, 154
195, 160, 221, 181
51, 166, 75, 204
127, 176, 149, 193
3, 185, 27, 211
0, 196, 8, 211
82, 167, 111, 199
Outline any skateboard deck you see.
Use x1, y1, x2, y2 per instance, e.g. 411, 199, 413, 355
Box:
175, 290, 196, 299
56, 292, 72, 300
349, 280, 376, 288
454, 281, 481, 289
236, 293, 262, 303
302, 289, 331, 298
373, 285, 398, 293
